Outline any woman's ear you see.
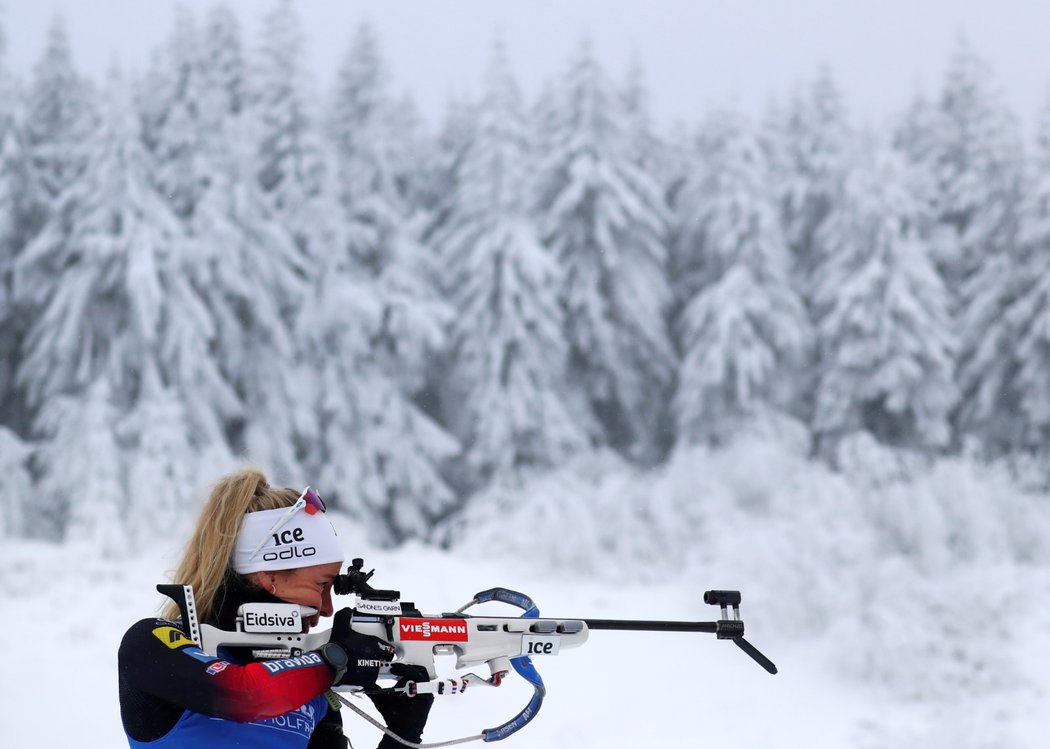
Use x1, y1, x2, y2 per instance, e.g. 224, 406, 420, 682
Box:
247, 571, 271, 590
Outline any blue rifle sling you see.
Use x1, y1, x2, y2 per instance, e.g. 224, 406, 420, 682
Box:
477, 590, 546, 742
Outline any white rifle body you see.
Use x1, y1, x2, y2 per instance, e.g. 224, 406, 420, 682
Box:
191, 598, 588, 683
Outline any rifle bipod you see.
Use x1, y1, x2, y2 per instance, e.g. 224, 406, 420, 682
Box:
583, 589, 778, 674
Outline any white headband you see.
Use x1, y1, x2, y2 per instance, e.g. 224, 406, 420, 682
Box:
232, 504, 343, 574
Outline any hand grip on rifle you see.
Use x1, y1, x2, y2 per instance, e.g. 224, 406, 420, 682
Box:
329, 607, 395, 687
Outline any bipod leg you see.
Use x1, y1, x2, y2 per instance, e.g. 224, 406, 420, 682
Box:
732, 637, 778, 674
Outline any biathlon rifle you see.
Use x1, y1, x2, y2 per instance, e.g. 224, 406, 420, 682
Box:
159, 558, 777, 747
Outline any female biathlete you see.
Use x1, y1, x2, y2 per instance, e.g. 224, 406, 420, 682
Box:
117, 469, 432, 748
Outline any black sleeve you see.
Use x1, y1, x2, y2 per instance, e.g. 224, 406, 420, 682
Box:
308, 701, 347, 749
119, 618, 336, 741
369, 691, 434, 749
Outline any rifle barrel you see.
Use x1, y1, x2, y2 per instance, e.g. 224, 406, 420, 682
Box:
583, 619, 718, 633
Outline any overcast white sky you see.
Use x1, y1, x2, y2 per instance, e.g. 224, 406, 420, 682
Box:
5, 1, 1048, 134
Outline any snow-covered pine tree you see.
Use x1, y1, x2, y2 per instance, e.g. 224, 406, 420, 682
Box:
620, 51, 689, 223
11, 16, 91, 419
252, 0, 335, 265
1005, 92, 1050, 452
119, 365, 200, 546
242, 16, 453, 537
0, 25, 43, 437
329, 23, 432, 262
621, 52, 671, 184
433, 40, 592, 487
534, 41, 676, 460
274, 25, 455, 536
812, 144, 957, 454
364, 229, 450, 404
187, 2, 309, 480
0, 88, 38, 260
314, 22, 455, 519
35, 382, 127, 553
672, 107, 810, 446
297, 269, 459, 543
386, 92, 431, 209
15, 69, 215, 542
0, 425, 32, 537
249, 4, 347, 483
891, 91, 957, 274
770, 66, 853, 287
530, 77, 558, 159
932, 37, 1024, 293
326, 20, 446, 398
621, 52, 652, 162
760, 69, 856, 437
0, 3, 19, 431
329, 21, 402, 245
419, 93, 478, 247
0, 17, 22, 259
892, 94, 942, 216
137, 4, 211, 220
24, 15, 95, 202
932, 39, 1026, 452
200, 3, 247, 122
13, 17, 95, 442
16, 68, 177, 406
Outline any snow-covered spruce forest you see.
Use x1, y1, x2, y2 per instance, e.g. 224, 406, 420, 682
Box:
3, 2, 1050, 737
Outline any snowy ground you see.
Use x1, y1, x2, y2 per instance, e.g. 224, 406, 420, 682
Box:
4, 508, 1049, 749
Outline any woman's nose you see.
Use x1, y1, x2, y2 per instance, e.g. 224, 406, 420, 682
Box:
319, 588, 334, 617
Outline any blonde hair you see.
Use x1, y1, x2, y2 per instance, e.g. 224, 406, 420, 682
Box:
161, 469, 300, 622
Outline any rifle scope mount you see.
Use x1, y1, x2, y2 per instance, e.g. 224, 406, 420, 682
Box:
333, 557, 401, 601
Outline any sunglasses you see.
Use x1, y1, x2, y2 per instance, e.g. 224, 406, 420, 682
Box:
247, 486, 327, 561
